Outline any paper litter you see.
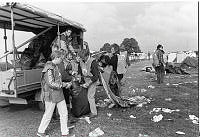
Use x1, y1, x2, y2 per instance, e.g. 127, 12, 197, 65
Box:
148, 85, 155, 89
107, 113, 112, 117
176, 131, 185, 135
152, 114, 163, 122
189, 115, 199, 125
130, 115, 136, 118
165, 98, 172, 101
138, 133, 149, 137
89, 127, 104, 137
141, 89, 147, 92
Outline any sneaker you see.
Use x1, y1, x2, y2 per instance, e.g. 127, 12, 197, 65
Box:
37, 132, 49, 137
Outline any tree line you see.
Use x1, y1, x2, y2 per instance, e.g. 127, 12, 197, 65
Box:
100, 38, 142, 54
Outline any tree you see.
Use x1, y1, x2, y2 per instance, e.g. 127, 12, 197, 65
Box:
120, 38, 141, 54
100, 43, 111, 52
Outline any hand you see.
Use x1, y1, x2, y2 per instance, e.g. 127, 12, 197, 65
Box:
62, 82, 72, 88
71, 71, 78, 75
81, 83, 89, 88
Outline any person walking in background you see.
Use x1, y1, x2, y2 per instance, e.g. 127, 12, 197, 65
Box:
37, 50, 74, 137
152, 44, 165, 84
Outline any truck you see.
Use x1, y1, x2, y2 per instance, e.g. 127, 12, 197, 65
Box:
0, 2, 86, 109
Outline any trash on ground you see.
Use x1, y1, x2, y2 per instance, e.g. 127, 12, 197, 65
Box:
138, 133, 149, 137
150, 108, 180, 114
130, 115, 136, 118
89, 127, 104, 137
132, 89, 136, 93
104, 98, 111, 103
172, 84, 179, 86
107, 113, 112, 117
176, 131, 185, 135
189, 115, 199, 125
108, 103, 115, 109
126, 76, 132, 79
121, 96, 151, 107
152, 114, 163, 122
165, 98, 172, 101
80, 116, 91, 124
148, 85, 155, 89
149, 108, 161, 114
162, 108, 180, 113
166, 83, 170, 86
96, 100, 108, 108
141, 89, 147, 92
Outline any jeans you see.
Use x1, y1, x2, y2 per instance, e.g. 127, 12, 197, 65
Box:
87, 82, 97, 115
38, 100, 69, 135
155, 64, 165, 84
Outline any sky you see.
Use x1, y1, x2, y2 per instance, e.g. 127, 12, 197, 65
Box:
0, 1, 198, 62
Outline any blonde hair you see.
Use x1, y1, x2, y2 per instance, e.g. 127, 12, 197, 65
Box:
50, 50, 63, 60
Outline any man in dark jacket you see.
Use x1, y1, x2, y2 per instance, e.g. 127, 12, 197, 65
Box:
154, 44, 165, 84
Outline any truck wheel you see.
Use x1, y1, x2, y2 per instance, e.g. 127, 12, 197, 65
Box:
38, 101, 45, 111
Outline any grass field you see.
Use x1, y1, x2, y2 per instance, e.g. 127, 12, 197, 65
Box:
0, 59, 198, 137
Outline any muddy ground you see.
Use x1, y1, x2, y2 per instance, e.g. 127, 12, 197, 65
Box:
0, 60, 198, 137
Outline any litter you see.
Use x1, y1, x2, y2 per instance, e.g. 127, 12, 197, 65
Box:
193, 81, 197, 83
104, 98, 111, 103
126, 76, 132, 79
79, 116, 91, 124
141, 89, 147, 92
162, 108, 180, 113
148, 85, 155, 89
166, 83, 170, 86
165, 98, 172, 101
138, 133, 149, 137
108, 103, 115, 108
152, 114, 163, 122
149, 108, 161, 114
149, 108, 179, 114
130, 115, 136, 118
107, 113, 112, 117
89, 127, 104, 137
172, 84, 179, 86
176, 131, 185, 135
189, 115, 199, 125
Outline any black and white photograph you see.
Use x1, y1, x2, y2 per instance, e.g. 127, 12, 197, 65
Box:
0, 0, 199, 137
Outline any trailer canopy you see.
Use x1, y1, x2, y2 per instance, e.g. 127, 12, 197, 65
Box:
0, 2, 86, 32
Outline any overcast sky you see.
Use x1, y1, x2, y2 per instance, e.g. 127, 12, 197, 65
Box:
0, 1, 198, 60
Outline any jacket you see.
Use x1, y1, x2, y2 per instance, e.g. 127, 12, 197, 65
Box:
41, 61, 64, 103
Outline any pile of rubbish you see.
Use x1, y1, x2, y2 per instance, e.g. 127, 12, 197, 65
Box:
96, 96, 151, 108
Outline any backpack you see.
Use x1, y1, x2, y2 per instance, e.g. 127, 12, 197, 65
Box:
152, 50, 159, 67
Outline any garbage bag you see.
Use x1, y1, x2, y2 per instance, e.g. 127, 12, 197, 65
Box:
71, 81, 90, 117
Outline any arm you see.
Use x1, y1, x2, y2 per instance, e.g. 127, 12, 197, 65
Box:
90, 60, 100, 83
46, 69, 63, 90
